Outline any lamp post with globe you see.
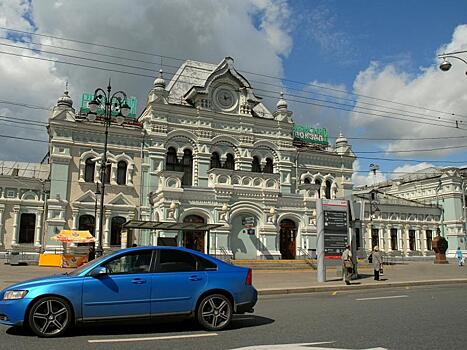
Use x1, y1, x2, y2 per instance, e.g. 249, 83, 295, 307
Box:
86, 82, 130, 257
438, 50, 467, 74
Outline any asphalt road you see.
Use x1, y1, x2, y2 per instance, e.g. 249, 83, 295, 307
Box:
1, 284, 466, 350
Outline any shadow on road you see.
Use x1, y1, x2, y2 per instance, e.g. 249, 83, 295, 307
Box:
6, 315, 274, 338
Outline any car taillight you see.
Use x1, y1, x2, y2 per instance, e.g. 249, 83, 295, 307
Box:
246, 268, 252, 285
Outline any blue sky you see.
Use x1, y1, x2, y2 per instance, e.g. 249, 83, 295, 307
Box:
285, 0, 467, 86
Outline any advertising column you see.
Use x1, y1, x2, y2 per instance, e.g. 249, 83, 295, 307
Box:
317, 199, 349, 282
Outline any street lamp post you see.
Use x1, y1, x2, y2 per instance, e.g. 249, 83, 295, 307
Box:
86, 82, 130, 257
438, 50, 467, 74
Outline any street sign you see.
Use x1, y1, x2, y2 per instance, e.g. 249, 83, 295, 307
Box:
316, 199, 350, 282
80, 92, 138, 118
292, 124, 329, 145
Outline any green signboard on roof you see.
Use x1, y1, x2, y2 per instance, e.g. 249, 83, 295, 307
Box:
80, 93, 137, 118
293, 124, 329, 145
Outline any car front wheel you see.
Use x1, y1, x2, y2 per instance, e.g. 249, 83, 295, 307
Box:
28, 296, 72, 337
197, 294, 232, 331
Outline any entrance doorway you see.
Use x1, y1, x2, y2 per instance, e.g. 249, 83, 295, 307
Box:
280, 219, 297, 259
183, 215, 205, 252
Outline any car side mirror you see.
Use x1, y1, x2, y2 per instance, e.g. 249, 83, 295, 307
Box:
89, 266, 108, 277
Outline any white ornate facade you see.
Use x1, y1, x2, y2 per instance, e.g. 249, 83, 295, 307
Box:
1, 57, 357, 259
354, 166, 467, 256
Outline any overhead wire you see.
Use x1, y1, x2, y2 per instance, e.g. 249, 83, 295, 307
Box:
1, 47, 464, 131
2, 36, 462, 125
1, 26, 466, 120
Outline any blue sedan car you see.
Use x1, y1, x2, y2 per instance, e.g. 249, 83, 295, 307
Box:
0, 246, 257, 337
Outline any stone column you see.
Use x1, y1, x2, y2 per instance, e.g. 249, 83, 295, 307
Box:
95, 212, 101, 246
399, 225, 406, 254
379, 225, 386, 251
420, 226, 427, 256
34, 209, 43, 247
404, 225, 410, 255
387, 225, 392, 252
71, 209, 79, 230
11, 205, 20, 246
0, 204, 4, 247
103, 210, 111, 248
415, 225, 422, 253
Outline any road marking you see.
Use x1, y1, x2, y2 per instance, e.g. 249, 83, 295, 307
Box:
88, 333, 218, 343
356, 295, 409, 301
332, 291, 338, 296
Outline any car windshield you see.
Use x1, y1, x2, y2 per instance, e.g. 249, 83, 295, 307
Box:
68, 255, 108, 276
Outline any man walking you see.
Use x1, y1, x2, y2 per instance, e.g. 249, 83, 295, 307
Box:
342, 245, 353, 285
372, 246, 383, 281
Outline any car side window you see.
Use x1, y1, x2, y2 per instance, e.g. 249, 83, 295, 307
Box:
196, 256, 217, 271
104, 251, 152, 275
157, 250, 197, 272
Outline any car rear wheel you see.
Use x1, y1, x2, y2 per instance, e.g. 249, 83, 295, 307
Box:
197, 294, 232, 331
28, 296, 72, 337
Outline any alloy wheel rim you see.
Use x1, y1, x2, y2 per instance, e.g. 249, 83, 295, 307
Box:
201, 296, 230, 329
32, 299, 68, 336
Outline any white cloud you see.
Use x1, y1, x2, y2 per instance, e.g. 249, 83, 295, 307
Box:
391, 162, 435, 178
350, 24, 467, 157
0, 0, 293, 162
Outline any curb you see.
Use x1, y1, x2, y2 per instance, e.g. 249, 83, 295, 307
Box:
258, 278, 467, 295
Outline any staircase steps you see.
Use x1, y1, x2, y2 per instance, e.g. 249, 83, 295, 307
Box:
232, 259, 315, 270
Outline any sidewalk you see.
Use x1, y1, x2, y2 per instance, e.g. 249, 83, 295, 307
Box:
1, 260, 466, 294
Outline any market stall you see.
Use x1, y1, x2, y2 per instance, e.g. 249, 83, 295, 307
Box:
39, 230, 96, 268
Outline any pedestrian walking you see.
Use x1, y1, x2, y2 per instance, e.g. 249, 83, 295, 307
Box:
372, 246, 383, 281
342, 245, 353, 285
455, 247, 464, 267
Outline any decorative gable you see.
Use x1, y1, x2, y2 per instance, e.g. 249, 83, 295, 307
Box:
73, 190, 96, 203
108, 193, 133, 206
183, 57, 263, 116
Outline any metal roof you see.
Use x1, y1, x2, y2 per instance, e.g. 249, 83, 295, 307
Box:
123, 220, 224, 231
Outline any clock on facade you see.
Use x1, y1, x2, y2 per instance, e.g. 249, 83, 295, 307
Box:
214, 87, 237, 110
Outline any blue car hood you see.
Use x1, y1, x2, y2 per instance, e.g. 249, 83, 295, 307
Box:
2, 274, 75, 292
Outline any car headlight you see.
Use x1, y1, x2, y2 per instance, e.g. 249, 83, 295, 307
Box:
3, 290, 28, 300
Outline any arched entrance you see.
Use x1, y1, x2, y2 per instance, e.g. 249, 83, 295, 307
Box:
279, 219, 297, 259
230, 213, 258, 260
183, 215, 205, 252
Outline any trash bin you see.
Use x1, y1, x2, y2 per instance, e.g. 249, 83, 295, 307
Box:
9, 251, 20, 265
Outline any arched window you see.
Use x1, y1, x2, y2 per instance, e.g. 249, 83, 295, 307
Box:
181, 149, 193, 186
263, 158, 274, 173
325, 180, 332, 199
110, 216, 126, 246
84, 158, 95, 183
78, 214, 95, 236
166, 147, 178, 171
315, 179, 321, 198
116, 161, 127, 185
210, 152, 221, 169
104, 163, 111, 184
19, 213, 35, 244
223, 153, 235, 170
251, 156, 261, 173
304, 177, 311, 184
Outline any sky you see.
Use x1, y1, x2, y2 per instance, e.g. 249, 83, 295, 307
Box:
1, 0, 467, 186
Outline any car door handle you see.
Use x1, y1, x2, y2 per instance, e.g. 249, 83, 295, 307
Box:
189, 275, 203, 281
131, 278, 147, 284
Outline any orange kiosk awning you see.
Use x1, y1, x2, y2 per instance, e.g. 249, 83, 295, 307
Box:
40, 230, 95, 268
